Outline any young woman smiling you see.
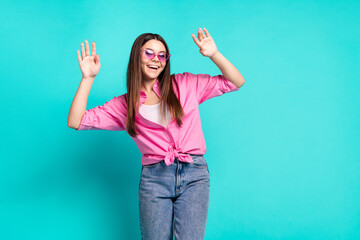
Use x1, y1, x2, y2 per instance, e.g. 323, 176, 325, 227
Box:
68, 27, 244, 240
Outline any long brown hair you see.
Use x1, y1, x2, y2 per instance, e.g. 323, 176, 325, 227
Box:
126, 33, 184, 137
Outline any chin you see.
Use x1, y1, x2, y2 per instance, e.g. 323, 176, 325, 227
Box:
142, 74, 158, 81
143, 70, 163, 81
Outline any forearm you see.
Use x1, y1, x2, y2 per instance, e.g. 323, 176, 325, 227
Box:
67, 77, 95, 129
210, 51, 245, 88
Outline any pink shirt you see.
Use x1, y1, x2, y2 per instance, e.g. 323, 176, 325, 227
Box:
76, 72, 239, 166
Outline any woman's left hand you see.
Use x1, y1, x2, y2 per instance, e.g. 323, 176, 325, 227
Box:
192, 27, 218, 58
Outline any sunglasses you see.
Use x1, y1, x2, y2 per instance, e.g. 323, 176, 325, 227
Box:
141, 48, 171, 62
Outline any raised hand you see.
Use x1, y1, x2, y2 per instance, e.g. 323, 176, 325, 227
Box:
192, 27, 218, 58
77, 39, 101, 78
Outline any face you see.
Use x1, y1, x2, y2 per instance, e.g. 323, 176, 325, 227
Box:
140, 39, 167, 82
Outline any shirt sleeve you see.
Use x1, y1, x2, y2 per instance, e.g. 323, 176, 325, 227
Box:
185, 72, 240, 104
76, 96, 126, 131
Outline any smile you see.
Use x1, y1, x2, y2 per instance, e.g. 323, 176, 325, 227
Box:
147, 65, 160, 71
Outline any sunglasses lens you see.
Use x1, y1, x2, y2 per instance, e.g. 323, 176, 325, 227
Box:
143, 49, 169, 62
158, 53, 167, 62
144, 49, 155, 59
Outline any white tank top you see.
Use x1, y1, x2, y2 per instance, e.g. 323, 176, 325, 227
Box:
139, 102, 172, 127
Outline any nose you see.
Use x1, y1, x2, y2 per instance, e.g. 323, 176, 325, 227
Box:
152, 55, 160, 62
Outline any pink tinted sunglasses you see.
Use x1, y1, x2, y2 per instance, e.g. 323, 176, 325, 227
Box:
141, 48, 171, 62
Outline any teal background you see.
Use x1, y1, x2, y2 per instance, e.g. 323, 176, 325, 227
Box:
1, 0, 359, 239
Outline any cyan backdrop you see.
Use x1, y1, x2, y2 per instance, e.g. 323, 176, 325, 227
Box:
1, 0, 359, 239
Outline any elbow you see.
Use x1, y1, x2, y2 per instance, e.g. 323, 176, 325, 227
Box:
236, 79, 245, 88
67, 122, 77, 130
67, 118, 74, 129
68, 114, 84, 130
67, 120, 80, 130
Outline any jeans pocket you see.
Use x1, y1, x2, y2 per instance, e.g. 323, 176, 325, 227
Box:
191, 155, 208, 169
142, 161, 162, 168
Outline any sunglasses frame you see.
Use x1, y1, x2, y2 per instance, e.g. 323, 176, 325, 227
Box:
141, 48, 171, 62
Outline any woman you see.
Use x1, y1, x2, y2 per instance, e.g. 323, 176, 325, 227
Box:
68, 27, 244, 240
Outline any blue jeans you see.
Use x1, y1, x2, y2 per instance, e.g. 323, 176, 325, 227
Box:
138, 154, 210, 240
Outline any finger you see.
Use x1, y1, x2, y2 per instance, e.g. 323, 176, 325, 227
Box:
192, 33, 201, 48
91, 41, 96, 56
81, 42, 85, 59
77, 50, 82, 63
198, 28, 202, 40
85, 39, 90, 56
96, 53, 100, 65
203, 27, 211, 38
200, 28, 206, 39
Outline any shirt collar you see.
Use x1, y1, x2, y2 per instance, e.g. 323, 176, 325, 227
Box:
152, 78, 161, 96
139, 78, 161, 106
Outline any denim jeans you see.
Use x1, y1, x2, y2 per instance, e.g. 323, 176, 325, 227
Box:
138, 154, 210, 240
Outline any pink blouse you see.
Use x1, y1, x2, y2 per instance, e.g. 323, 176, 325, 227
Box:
76, 72, 240, 166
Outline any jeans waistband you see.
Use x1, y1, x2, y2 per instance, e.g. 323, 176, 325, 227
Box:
189, 154, 204, 157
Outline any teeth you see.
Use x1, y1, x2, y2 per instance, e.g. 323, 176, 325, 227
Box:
148, 65, 159, 69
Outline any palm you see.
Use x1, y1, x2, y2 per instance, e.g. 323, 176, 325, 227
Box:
79, 55, 100, 77
192, 28, 218, 57
77, 40, 101, 78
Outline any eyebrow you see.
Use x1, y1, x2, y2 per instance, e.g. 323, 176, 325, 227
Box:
145, 48, 166, 53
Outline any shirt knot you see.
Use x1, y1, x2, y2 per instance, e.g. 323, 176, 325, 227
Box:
164, 146, 193, 166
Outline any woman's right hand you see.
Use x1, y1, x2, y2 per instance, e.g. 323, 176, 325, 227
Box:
77, 39, 101, 78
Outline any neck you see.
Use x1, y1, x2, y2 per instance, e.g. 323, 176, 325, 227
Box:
141, 78, 157, 93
